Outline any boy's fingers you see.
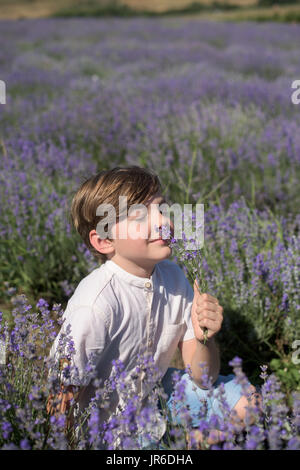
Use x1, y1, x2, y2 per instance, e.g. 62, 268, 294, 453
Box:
196, 295, 219, 307
194, 280, 219, 305
196, 299, 220, 308
59, 391, 72, 413
46, 392, 64, 415
196, 308, 220, 320
46, 394, 58, 415
46, 398, 53, 415
194, 279, 201, 294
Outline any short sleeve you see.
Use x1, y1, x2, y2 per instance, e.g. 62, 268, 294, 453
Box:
48, 305, 108, 386
180, 272, 195, 343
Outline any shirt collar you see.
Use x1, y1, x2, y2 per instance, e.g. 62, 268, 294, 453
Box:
105, 259, 158, 290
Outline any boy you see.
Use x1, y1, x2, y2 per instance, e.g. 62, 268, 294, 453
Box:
47, 165, 261, 449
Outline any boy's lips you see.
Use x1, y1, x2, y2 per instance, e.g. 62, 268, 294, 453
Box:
149, 230, 174, 243
149, 237, 170, 243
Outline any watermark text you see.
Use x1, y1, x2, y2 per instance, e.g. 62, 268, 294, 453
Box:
95, 197, 204, 250
0, 80, 6, 104
291, 80, 300, 105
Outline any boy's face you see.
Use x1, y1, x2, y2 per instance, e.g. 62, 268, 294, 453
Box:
106, 192, 174, 272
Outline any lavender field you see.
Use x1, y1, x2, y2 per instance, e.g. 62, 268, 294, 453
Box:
0, 17, 300, 449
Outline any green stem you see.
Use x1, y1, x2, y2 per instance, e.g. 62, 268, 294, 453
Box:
184, 252, 209, 345
185, 148, 197, 204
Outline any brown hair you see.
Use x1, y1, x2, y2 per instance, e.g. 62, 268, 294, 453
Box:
70, 166, 162, 264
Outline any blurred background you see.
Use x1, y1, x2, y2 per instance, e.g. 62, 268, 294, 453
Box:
0, 0, 300, 21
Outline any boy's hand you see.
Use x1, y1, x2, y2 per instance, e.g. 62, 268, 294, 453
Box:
46, 359, 77, 434
191, 279, 223, 342
46, 383, 76, 442
46, 384, 75, 417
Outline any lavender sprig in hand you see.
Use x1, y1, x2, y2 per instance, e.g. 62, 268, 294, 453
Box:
159, 224, 215, 346
194, 278, 209, 345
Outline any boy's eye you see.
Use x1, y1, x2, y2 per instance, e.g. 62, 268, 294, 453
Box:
132, 203, 166, 220
133, 210, 147, 221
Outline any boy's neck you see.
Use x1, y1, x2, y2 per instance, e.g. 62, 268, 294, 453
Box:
108, 254, 156, 279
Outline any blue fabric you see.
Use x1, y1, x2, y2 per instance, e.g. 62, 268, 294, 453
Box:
137, 367, 259, 449
160, 367, 255, 428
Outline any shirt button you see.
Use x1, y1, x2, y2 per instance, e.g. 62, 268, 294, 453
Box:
145, 281, 151, 289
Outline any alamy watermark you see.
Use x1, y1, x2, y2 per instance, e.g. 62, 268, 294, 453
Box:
0, 80, 6, 105
291, 80, 300, 105
95, 197, 204, 250
0, 336, 6, 366
292, 340, 300, 365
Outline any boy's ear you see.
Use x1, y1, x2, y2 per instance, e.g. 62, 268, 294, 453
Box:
89, 229, 115, 256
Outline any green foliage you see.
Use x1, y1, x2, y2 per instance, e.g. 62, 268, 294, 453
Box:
53, 1, 241, 18
258, 0, 300, 6
269, 357, 300, 407
53, 0, 138, 18
250, 10, 300, 22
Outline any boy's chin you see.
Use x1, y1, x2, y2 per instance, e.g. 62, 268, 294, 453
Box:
151, 246, 172, 259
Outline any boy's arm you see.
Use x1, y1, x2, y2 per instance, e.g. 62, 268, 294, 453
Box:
178, 336, 220, 388
179, 279, 223, 388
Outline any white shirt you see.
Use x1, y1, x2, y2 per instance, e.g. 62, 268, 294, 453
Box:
49, 258, 195, 445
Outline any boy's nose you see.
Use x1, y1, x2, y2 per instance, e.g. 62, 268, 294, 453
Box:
149, 206, 174, 239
